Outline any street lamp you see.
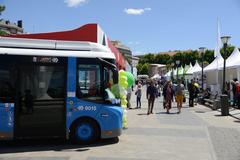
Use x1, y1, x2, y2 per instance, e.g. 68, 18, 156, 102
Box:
176, 60, 180, 81
199, 47, 206, 91
171, 62, 174, 81
221, 36, 231, 93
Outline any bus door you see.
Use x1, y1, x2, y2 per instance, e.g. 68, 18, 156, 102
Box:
15, 57, 67, 138
0, 55, 16, 140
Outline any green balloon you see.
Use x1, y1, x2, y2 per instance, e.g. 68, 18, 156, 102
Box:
119, 70, 125, 77
125, 72, 135, 88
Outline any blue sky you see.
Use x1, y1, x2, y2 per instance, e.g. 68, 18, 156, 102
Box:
1, 0, 240, 55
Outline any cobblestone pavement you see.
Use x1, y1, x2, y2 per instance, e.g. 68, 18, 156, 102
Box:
0, 86, 240, 160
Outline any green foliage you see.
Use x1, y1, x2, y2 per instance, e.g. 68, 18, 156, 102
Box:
141, 63, 149, 75
172, 51, 199, 67
220, 45, 234, 59
0, 29, 7, 36
136, 63, 143, 75
155, 54, 171, 64
136, 63, 149, 75
203, 50, 214, 63
139, 53, 155, 64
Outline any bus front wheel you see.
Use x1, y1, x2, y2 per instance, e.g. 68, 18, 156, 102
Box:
70, 118, 99, 144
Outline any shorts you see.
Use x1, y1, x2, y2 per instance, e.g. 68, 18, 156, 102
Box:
176, 95, 183, 103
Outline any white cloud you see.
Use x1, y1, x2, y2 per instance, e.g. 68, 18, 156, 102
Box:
124, 8, 151, 15
64, 0, 88, 7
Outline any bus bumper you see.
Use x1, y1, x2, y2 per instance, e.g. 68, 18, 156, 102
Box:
101, 128, 122, 139
98, 106, 123, 139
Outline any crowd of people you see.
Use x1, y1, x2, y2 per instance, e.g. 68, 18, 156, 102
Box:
131, 78, 202, 115
128, 77, 240, 116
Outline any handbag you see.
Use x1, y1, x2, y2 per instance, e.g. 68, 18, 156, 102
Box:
183, 96, 186, 103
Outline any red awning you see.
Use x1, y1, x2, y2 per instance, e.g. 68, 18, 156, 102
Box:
7, 24, 98, 42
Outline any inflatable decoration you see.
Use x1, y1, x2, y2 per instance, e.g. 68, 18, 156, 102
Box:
116, 70, 135, 129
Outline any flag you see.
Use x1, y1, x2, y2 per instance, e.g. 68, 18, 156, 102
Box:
214, 18, 222, 58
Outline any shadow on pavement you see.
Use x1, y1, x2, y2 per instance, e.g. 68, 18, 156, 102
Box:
229, 114, 240, 120
214, 114, 226, 117
155, 112, 178, 115
137, 113, 148, 116
195, 111, 206, 113
0, 137, 119, 154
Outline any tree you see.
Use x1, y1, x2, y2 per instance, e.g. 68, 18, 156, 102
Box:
136, 63, 143, 75
203, 50, 214, 64
137, 63, 149, 75
220, 45, 234, 59
0, 5, 5, 15
155, 54, 171, 64
138, 53, 154, 64
141, 63, 149, 75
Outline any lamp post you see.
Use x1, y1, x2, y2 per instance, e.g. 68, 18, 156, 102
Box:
220, 35, 231, 116
171, 62, 174, 81
199, 47, 206, 91
176, 60, 180, 81
221, 36, 231, 93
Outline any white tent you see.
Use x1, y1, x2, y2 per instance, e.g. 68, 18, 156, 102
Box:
219, 47, 240, 82
184, 63, 193, 84
226, 47, 240, 69
151, 73, 161, 79
192, 61, 202, 73
164, 70, 172, 77
204, 54, 223, 72
173, 68, 177, 76
192, 61, 203, 81
164, 69, 172, 80
186, 63, 193, 75
204, 50, 223, 93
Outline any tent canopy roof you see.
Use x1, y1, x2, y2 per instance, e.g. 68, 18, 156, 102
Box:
204, 54, 223, 72
192, 61, 202, 73
225, 47, 240, 69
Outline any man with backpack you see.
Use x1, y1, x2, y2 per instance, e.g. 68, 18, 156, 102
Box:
235, 81, 240, 109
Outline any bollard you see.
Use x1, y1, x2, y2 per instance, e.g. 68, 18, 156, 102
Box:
220, 94, 229, 116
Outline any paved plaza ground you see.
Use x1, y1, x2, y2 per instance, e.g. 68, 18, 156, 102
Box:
0, 86, 240, 160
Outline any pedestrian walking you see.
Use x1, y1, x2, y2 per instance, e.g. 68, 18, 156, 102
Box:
162, 81, 169, 109
188, 79, 195, 107
135, 82, 142, 108
164, 81, 174, 114
194, 82, 199, 105
235, 81, 240, 109
146, 80, 157, 115
231, 79, 237, 106
175, 80, 184, 114
126, 87, 132, 109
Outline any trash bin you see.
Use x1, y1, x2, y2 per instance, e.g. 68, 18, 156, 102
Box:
213, 99, 220, 110
220, 94, 229, 116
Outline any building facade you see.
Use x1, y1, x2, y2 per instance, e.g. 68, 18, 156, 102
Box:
148, 64, 167, 78
0, 19, 23, 35
111, 40, 132, 72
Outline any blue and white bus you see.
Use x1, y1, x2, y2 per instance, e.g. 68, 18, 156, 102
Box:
0, 37, 123, 144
